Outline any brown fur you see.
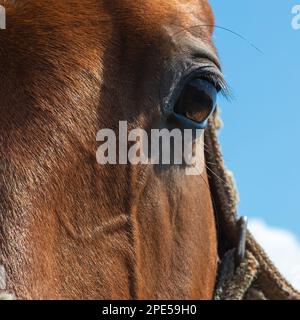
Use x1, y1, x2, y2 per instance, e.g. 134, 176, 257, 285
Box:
0, 0, 218, 299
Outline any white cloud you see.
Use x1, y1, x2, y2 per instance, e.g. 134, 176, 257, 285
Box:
248, 218, 300, 290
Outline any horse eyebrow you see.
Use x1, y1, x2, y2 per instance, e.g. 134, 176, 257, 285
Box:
190, 44, 221, 71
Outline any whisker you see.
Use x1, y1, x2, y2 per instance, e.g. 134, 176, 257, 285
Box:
172, 24, 263, 54
205, 165, 227, 185
206, 161, 217, 166
204, 145, 214, 155
199, 171, 220, 245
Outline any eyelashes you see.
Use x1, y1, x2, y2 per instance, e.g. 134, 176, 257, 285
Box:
195, 69, 230, 99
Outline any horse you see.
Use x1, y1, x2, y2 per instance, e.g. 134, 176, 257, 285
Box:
0, 0, 298, 300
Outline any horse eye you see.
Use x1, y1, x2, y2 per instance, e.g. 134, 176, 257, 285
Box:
174, 79, 217, 126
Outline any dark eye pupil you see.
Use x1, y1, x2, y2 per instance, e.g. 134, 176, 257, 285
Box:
174, 79, 217, 124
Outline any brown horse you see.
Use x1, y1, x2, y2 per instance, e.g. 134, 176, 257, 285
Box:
0, 0, 219, 300
0, 0, 298, 300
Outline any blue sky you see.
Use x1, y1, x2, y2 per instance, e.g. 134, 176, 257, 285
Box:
210, 1, 300, 237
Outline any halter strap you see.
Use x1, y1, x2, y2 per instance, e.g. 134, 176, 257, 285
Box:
206, 110, 300, 300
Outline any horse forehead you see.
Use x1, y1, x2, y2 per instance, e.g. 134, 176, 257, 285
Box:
114, 0, 214, 31
121, 0, 213, 18
3, 0, 213, 18
2, 1, 214, 45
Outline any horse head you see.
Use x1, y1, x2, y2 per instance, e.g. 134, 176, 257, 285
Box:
0, 0, 221, 299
